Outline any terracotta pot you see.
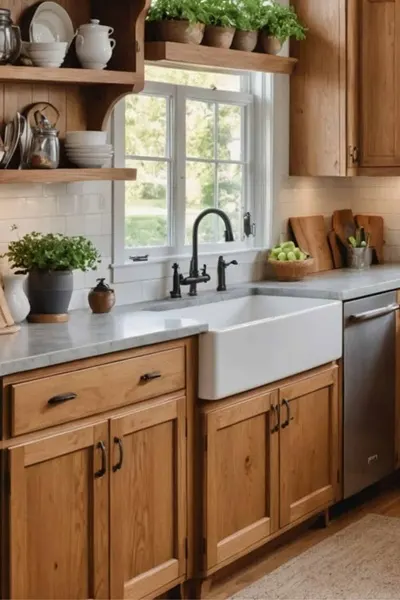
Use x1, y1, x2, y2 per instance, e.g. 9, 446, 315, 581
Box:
155, 20, 205, 44
260, 32, 282, 55
231, 30, 258, 52
202, 25, 236, 49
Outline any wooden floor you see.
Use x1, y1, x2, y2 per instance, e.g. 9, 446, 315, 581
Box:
203, 477, 400, 599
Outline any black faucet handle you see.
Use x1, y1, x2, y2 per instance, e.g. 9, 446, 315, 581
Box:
227, 259, 238, 267
201, 264, 208, 277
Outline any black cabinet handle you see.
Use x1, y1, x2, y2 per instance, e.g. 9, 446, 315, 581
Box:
113, 437, 124, 472
270, 404, 280, 434
48, 392, 77, 406
281, 399, 292, 429
140, 371, 161, 382
94, 441, 107, 479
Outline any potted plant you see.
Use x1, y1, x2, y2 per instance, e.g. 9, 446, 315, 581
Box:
231, 0, 264, 52
4, 232, 101, 322
259, 1, 306, 55
201, 0, 237, 49
146, 0, 206, 45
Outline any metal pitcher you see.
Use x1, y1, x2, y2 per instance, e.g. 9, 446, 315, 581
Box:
0, 9, 21, 64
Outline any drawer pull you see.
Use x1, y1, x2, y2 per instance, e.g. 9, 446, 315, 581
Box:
94, 441, 107, 479
281, 399, 293, 429
140, 371, 161, 382
113, 437, 124, 472
48, 392, 77, 406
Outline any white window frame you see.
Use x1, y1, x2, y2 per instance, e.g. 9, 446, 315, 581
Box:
112, 67, 272, 274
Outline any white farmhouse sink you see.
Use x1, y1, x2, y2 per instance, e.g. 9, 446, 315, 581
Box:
162, 295, 342, 400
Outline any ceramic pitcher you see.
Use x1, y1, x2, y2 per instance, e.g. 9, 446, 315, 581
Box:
3, 273, 30, 323
75, 19, 116, 70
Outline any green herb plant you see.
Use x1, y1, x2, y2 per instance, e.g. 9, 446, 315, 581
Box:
199, 0, 237, 28
233, 0, 267, 32
4, 232, 101, 273
260, 1, 306, 43
146, 0, 206, 23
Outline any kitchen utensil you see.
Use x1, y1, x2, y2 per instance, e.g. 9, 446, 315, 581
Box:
25, 102, 60, 130
347, 246, 373, 270
289, 215, 333, 272
75, 19, 116, 69
29, 2, 74, 44
355, 214, 385, 264
25, 41, 67, 67
18, 114, 31, 168
332, 209, 356, 248
328, 230, 344, 269
0, 8, 21, 64
3, 114, 21, 169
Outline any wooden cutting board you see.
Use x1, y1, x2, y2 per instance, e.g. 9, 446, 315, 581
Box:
328, 230, 345, 269
355, 215, 385, 264
332, 209, 356, 248
289, 216, 333, 272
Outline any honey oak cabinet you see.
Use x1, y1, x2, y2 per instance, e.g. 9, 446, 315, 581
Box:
201, 389, 279, 573
290, 0, 400, 176
199, 365, 340, 576
8, 422, 110, 600
110, 395, 187, 599
279, 368, 340, 528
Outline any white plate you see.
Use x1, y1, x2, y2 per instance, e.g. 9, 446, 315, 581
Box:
30, 2, 74, 44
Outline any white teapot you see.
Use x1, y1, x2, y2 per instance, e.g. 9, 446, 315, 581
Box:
75, 19, 116, 70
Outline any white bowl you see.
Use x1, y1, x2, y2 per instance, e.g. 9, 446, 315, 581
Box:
27, 41, 68, 51
31, 59, 64, 67
29, 50, 66, 59
65, 131, 107, 145
70, 158, 112, 168
67, 153, 113, 160
65, 145, 113, 153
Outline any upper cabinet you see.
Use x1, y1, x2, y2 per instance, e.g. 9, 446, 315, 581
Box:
290, 0, 400, 176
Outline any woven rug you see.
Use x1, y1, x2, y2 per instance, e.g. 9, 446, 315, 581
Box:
231, 514, 400, 600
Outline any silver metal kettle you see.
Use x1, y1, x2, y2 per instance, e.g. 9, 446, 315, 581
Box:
0, 9, 21, 64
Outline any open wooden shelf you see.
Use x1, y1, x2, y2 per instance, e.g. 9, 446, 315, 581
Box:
0, 168, 137, 184
145, 41, 298, 74
0, 65, 139, 86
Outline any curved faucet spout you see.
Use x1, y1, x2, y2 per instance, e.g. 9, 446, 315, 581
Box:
180, 208, 235, 296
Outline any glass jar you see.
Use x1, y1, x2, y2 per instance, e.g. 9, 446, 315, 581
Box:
28, 127, 60, 169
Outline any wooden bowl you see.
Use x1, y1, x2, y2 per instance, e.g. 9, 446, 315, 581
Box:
268, 258, 315, 282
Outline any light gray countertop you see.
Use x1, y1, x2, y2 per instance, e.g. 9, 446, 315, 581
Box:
252, 265, 400, 301
1, 265, 400, 377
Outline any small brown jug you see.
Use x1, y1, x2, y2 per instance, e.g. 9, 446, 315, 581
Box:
88, 278, 115, 314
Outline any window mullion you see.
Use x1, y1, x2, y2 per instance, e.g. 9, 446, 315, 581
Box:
174, 86, 186, 252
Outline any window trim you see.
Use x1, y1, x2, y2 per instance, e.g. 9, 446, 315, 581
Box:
112, 68, 272, 274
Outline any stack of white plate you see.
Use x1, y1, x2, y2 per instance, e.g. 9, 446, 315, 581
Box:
65, 131, 113, 168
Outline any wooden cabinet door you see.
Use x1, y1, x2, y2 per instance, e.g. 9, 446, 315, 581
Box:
359, 0, 400, 169
8, 422, 109, 600
279, 367, 339, 529
110, 395, 187, 600
203, 390, 279, 572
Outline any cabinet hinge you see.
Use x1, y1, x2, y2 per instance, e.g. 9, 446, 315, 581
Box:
185, 537, 188, 559
348, 145, 359, 165
202, 537, 207, 554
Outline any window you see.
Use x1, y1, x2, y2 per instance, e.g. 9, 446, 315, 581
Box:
113, 65, 268, 265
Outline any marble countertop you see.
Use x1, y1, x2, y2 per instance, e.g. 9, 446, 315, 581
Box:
253, 265, 400, 301
2, 265, 400, 378
0, 306, 208, 377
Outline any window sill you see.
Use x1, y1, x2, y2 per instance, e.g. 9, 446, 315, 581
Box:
111, 247, 266, 284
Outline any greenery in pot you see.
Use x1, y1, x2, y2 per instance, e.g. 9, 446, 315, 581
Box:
3, 231, 101, 319
146, 0, 206, 24
200, 0, 237, 28
5, 232, 101, 273
232, 0, 266, 32
260, 1, 307, 44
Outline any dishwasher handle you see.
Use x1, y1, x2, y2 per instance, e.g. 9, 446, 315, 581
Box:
348, 303, 399, 323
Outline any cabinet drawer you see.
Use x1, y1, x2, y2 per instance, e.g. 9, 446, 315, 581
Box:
10, 347, 186, 436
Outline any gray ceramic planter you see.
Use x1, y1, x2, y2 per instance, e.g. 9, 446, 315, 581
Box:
28, 270, 73, 315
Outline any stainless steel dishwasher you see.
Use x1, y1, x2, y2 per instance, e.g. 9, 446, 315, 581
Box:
343, 291, 398, 499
